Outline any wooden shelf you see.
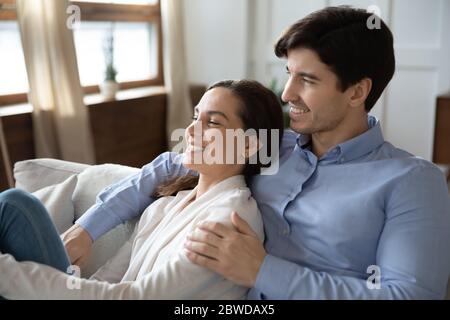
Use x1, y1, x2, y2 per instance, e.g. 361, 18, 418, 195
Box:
433, 93, 450, 181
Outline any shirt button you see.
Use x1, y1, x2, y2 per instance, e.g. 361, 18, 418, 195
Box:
283, 229, 289, 236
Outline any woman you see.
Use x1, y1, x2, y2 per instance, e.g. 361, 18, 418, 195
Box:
0, 79, 284, 299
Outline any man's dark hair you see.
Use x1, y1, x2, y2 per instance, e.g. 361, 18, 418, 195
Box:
274, 6, 395, 112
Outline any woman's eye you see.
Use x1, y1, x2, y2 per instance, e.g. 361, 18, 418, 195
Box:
208, 120, 220, 126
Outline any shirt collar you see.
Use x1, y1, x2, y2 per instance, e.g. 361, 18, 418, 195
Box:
296, 115, 385, 163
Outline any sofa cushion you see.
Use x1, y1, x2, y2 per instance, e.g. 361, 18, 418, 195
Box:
32, 175, 78, 234
13, 158, 141, 278
14, 158, 89, 192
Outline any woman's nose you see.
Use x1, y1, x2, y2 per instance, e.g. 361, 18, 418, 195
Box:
187, 120, 203, 140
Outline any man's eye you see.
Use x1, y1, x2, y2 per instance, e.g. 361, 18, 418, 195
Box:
192, 116, 198, 121
302, 78, 314, 84
208, 121, 220, 126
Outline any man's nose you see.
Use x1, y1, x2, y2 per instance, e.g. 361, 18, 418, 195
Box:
281, 78, 298, 104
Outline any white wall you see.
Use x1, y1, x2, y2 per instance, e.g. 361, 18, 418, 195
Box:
385, 0, 450, 160
182, 0, 249, 86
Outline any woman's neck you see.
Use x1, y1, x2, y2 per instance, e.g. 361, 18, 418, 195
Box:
196, 171, 241, 199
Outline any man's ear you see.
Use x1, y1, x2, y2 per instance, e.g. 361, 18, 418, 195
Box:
349, 78, 372, 108
243, 135, 261, 160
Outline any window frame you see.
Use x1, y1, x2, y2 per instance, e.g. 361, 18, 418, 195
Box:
0, 0, 164, 106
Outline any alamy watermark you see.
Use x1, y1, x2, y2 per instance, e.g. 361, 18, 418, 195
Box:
366, 5, 382, 30
66, 4, 81, 30
366, 265, 381, 290
66, 265, 81, 290
170, 124, 281, 175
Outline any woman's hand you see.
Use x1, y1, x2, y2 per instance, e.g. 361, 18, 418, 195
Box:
61, 223, 93, 268
184, 212, 266, 288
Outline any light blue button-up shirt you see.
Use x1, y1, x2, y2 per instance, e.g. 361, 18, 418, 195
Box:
77, 116, 450, 299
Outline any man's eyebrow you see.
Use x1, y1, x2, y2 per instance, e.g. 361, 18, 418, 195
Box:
286, 65, 321, 81
298, 72, 321, 81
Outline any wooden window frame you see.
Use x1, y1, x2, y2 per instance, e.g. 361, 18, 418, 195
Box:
0, 0, 164, 106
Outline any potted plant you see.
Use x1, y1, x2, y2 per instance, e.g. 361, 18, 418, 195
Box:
99, 25, 119, 100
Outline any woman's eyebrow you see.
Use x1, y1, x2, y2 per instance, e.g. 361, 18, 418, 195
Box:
194, 106, 229, 121
206, 110, 229, 121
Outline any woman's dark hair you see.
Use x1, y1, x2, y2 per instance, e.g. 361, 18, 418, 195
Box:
274, 6, 395, 112
154, 79, 284, 198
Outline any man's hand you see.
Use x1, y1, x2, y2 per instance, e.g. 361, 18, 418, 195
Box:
184, 211, 266, 288
61, 223, 93, 268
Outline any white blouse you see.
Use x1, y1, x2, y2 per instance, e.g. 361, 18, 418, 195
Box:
0, 175, 264, 299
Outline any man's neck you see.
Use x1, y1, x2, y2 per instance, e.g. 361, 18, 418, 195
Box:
311, 113, 369, 158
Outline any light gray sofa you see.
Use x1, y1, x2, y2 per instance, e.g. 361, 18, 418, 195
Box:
13, 158, 140, 278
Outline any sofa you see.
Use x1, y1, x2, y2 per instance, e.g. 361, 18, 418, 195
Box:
12, 158, 450, 299
13, 158, 140, 278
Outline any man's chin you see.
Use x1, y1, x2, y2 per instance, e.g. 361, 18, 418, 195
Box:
289, 123, 313, 135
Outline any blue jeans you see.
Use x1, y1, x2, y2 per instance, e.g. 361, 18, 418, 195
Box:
0, 189, 70, 299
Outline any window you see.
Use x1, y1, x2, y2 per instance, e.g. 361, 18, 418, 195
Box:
0, 0, 29, 106
0, 0, 163, 106
71, 0, 163, 94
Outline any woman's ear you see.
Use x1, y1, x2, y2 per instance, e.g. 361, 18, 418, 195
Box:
349, 78, 372, 108
243, 135, 261, 160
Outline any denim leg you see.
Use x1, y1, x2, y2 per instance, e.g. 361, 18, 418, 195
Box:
0, 189, 70, 273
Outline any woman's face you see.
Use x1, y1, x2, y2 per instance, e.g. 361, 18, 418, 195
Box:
183, 87, 247, 177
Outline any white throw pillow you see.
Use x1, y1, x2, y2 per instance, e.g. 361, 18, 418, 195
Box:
32, 175, 78, 235
14, 158, 89, 193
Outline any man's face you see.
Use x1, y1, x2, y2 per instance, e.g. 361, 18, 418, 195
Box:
282, 47, 352, 135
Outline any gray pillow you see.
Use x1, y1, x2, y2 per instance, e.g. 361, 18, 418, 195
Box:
32, 175, 78, 234
14, 158, 89, 192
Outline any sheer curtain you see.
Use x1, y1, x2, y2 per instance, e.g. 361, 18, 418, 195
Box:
161, 0, 193, 149
16, 0, 95, 164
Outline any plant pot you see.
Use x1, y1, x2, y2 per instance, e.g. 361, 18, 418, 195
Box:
100, 80, 119, 100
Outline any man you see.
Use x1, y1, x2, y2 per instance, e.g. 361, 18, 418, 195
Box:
63, 6, 450, 299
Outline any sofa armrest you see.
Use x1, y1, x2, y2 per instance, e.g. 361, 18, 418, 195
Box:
14, 158, 90, 192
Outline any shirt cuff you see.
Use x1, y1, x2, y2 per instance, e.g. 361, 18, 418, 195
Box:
76, 204, 122, 241
254, 254, 299, 299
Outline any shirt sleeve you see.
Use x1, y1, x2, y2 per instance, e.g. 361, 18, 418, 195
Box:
76, 152, 195, 241
252, 165, 450, 299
